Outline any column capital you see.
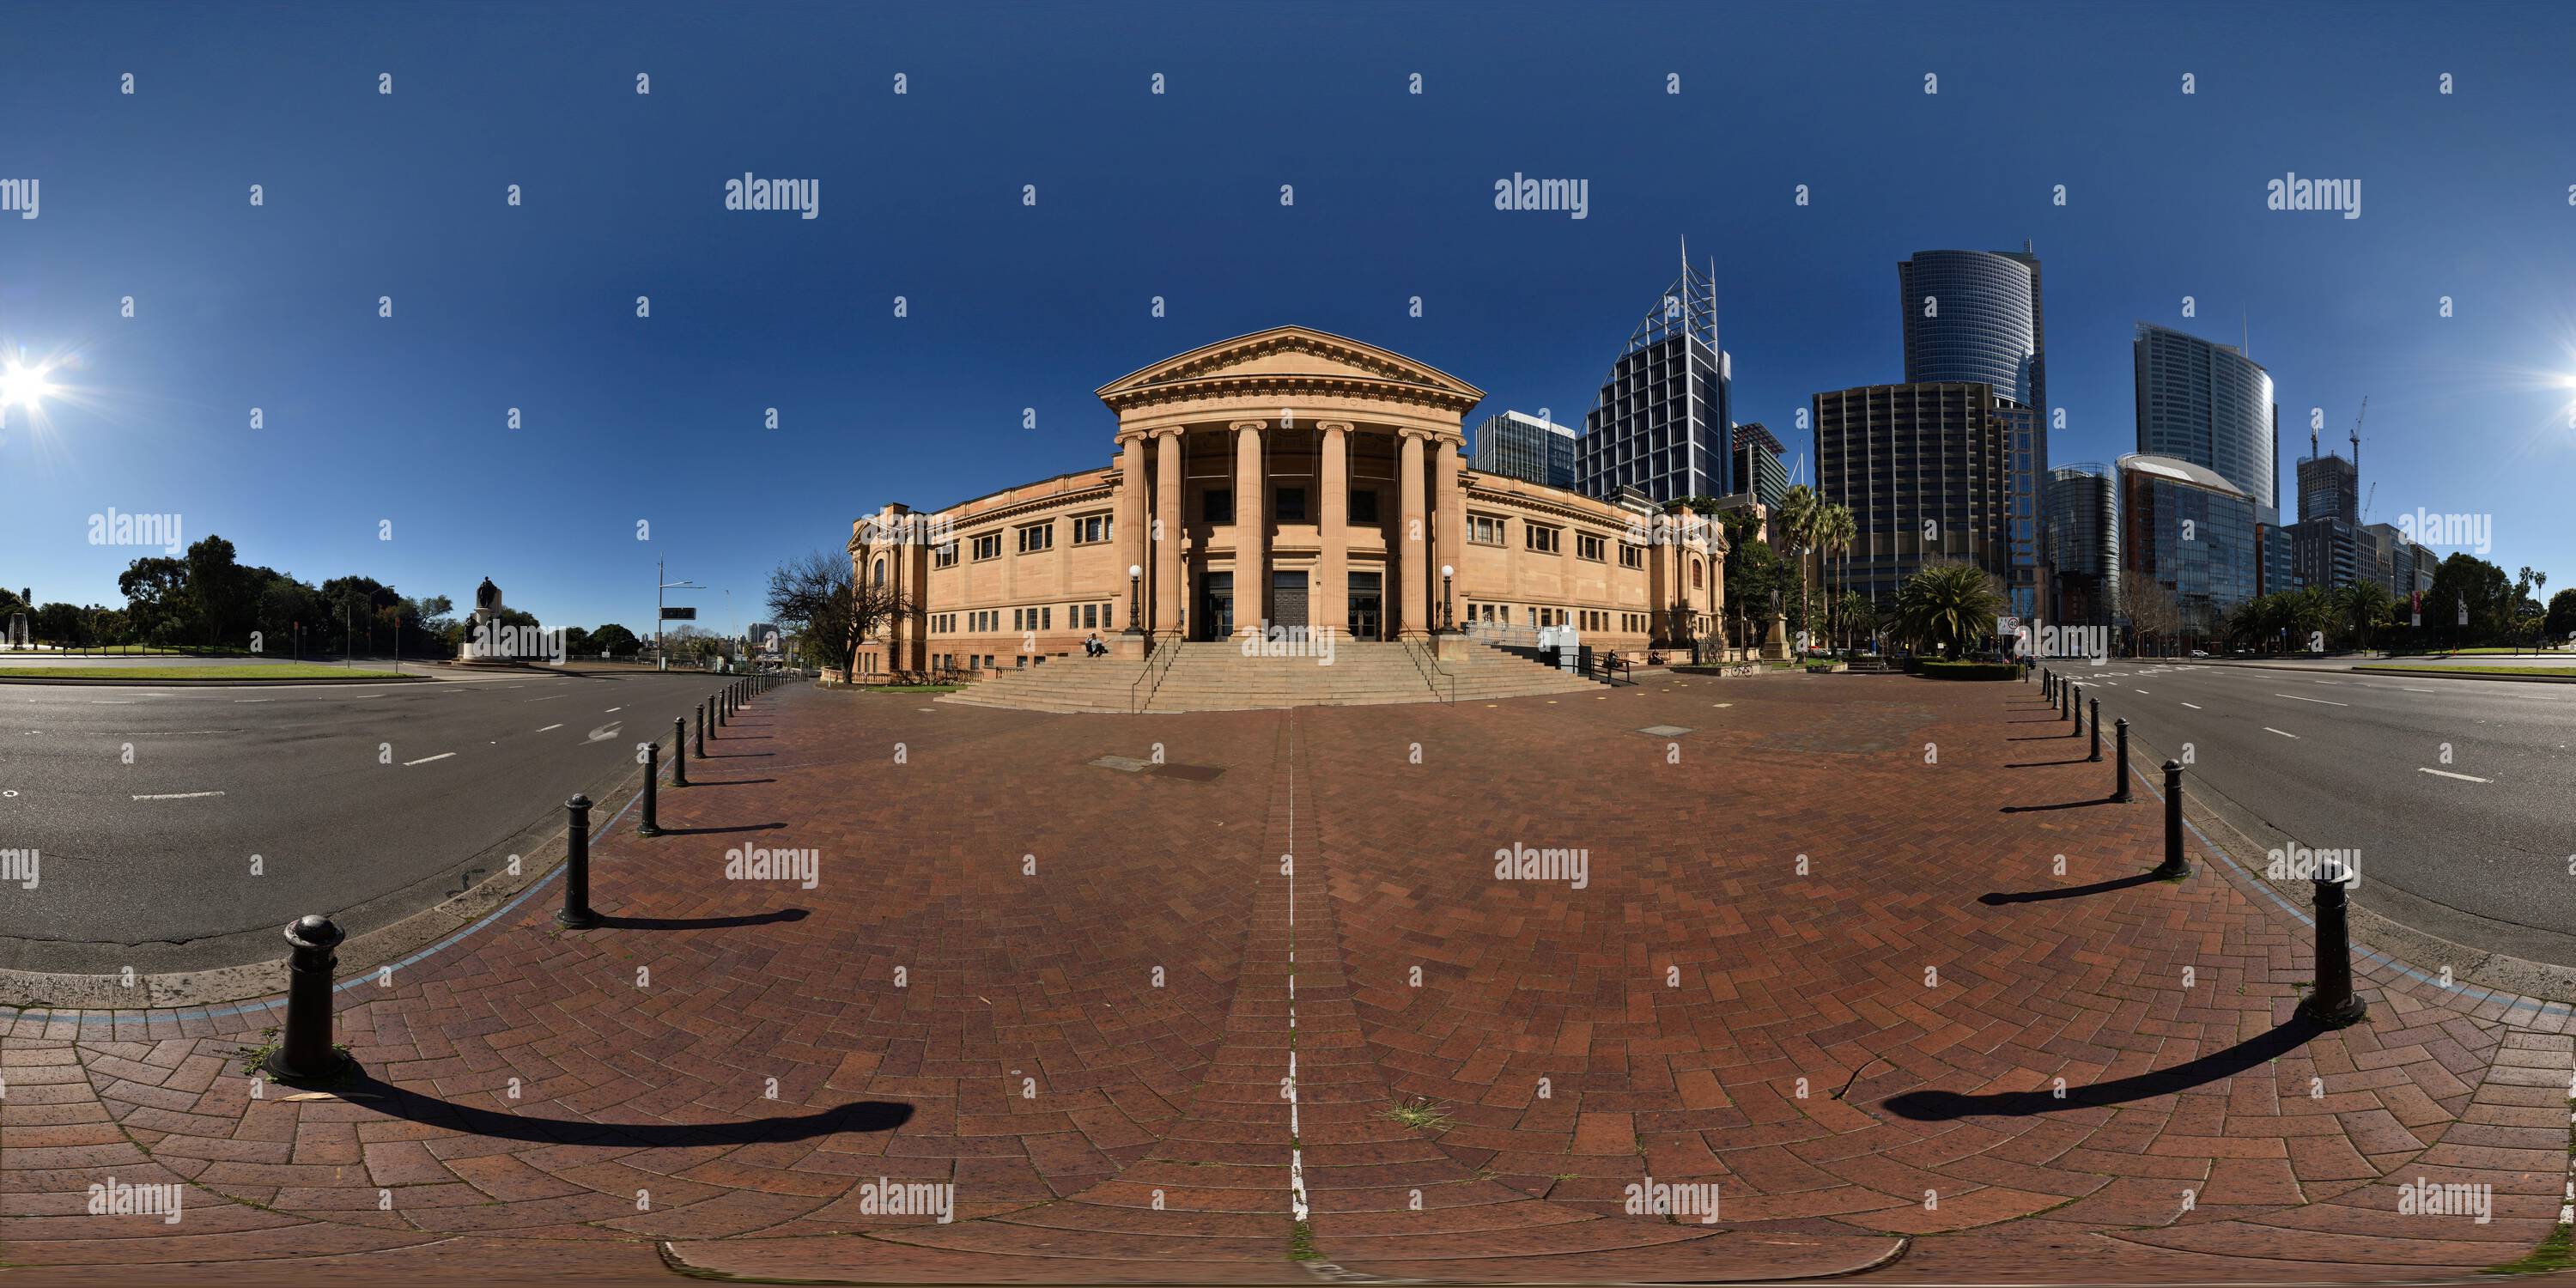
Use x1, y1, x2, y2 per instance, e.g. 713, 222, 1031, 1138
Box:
1315, 419, 1354, 434
1146, 424, 1185, 440
1229, 419, 1267, 434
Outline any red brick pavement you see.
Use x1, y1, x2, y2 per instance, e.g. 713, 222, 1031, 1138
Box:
3, 675, 2571, 1285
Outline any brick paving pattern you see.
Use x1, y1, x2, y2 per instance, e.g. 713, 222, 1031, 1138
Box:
3, 674, 2569, 1285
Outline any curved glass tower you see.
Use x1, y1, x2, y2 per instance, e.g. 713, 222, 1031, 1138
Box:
1899, 248, 2044, 411
2133, 323, 2276, 510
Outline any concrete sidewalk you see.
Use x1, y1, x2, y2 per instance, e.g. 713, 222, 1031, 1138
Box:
4, 677, 2569, 1285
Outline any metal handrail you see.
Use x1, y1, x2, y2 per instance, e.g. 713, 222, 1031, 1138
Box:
1400, 634, 1456, 704
1128, 630, 1183, 714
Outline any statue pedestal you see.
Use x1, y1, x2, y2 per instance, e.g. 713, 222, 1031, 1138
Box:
1115, 631, 1147, 660
1434, 631, 1471, 662
1759, 614, 1792, 661
455, 609, 517, 666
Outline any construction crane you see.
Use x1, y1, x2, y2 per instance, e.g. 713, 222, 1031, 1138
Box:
2349, 396, 2366, 471
2362, 482, 2376, 524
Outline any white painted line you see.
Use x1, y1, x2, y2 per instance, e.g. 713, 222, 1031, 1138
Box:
2275, 693, 2348, 706
2133, 689, 2149, 696
2417, 768, 2490, 783
233, 698, 274, 703
404, 752, 457, 766
536, 723, 564, 732
2263, 726, 2299, 739
2179, 702, 2202, 709
523, 695, 563, 703
2399, 687, 2441, 693
133, 790, 225, 800
91, 700, 135, 705
604, 707, 622, 714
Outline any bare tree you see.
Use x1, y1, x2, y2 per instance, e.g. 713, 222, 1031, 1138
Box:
2117, 577, 2182, 657
766, 550, 914, 681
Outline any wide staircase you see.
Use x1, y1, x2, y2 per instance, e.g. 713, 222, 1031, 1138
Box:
937, 640, 1607, 714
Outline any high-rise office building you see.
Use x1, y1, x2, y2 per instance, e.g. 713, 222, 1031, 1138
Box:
1814, 382, 2021, 609
2134, 323, 2276, 509
2042, 463, 2119, 627
1730, 421, 1787, 507
1472, 410, 1577, 489
2119, 453, 2259, 639
1899, 246, 2046, 413
1577, 258, 1732, 502
2298, 452, 2359, 525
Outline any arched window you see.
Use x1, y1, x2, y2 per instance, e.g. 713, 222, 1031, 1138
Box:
873, 558, 887, 587
1691, 559, 1703, 589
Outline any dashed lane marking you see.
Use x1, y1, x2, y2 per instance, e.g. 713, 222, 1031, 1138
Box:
2275, 693, 2349, 706
132, 790, 225, 800
404, 752, 457, 766
2180, 702, 2202, 709
2418, 768, 2490, 783
536, 723, 564, 732
2263, 726, 2299, 739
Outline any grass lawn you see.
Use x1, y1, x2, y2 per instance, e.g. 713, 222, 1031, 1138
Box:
2354, 664, 2576, 677
0, 664, 422, 681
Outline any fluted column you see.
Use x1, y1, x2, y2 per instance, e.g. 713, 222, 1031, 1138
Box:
1317, 422, 1350, 639
1433, 432, 1465, 633
1232, 420, 1267, 637
1398, 429, 1429, 637
1152, 429, 1182, 634
1118, 434, 1147, 631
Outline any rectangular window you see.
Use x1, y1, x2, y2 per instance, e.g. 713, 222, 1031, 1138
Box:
1012, 608, 1024, 631
971, 532, 1001, 561
1527, 525, 1562, 555
1275, 486, 1308, 522
1577, 533, 1606, 562
1204, 489, 1234, 523
1468, 513, 1508, 545
1042, 606, 1052, 629
1018, 522, 1054, 554
1349, 489, 1379, 524
1619, 543, 1643, 568
1072, 513, 1113, 544
1083, 604, 1097, 629
934, 543, 959, 568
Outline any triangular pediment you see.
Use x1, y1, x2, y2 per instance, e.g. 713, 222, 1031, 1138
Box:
1096, 326, 1484, 407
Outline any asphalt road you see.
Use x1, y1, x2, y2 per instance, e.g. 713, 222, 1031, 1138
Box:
0, 670, 749, 975
2043, 660, 2576, 964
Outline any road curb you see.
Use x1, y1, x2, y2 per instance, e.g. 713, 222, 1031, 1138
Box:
2348, 665, 2576, 683
0, 673, 427, 685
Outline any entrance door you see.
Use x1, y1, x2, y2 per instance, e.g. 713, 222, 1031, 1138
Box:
1347, 571, 1382, 641
1199, 572, 1234, 641
1272, 571, 1309, 630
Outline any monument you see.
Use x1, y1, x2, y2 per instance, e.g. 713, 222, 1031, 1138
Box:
456, 577, 515, 666
1759, 587, 1792, 661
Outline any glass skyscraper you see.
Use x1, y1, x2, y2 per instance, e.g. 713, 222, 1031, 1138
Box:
2043, 463, 2119, 627
1813, 382, 2017, 608
1577, 259, 1731, 501
2133, 323, 2276, 510
1472, 410, 1577, 488
1899, 246, 2045, 413
2119, 453, 2258, 640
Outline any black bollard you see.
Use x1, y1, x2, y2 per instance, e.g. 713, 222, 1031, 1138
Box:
2113, 718, 2131, 802
2153, 761, 2190, 879
263, 914, 350, 1083
640, 743, 662, 836
557, 793, 601, 928
2070, 683, 2082, 734
717, 690, 727, 728
2044, 669, 2053, 701
2297, 864, 2369, 1027
694, 705, 706, 757
671, 718, 689, 786
2088, 698, 2102, 762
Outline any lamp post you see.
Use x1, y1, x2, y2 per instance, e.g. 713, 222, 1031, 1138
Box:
1439, 565, 1455, 632
1126, 563, 1144, 634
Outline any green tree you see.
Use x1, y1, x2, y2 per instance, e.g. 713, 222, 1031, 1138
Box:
2544, 587, 2576, 645
589, 623, 643, 657
1889, 561, 2003, 660
2336, 580, 2392, 652
2427, 554, 2514, 647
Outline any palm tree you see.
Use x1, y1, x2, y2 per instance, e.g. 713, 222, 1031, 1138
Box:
2336, 581, 2392, 653
1836, 590, 1877, 652
1817, 504, 1856, 652
1890, 562, 2004, 659
1774, 485, 1820, 651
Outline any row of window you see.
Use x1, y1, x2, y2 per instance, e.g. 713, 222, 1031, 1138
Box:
1194, 487, 1381, 525
1467, 513, 1643, 567
933, 514, 1116, 568
932, 603, 1121, 634
1461, 604, 1650, 633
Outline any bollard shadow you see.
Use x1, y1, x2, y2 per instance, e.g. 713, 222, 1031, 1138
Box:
327, 1070, 914, 1145
685, 777, 775, 787
1882, 1016, 2327, 1120
2001, 798, 2115, 813
653, 821, 787, 835
600, 908, 808, 931
2004, 756, 2093, 768
2004, 733, 2073, 741
1978, 871, 2164, 905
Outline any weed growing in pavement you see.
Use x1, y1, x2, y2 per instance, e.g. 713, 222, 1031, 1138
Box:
1381, 1096, 1453, 1133
1287, 1218, 1321, 1261
2486, 1223, 2574, 1275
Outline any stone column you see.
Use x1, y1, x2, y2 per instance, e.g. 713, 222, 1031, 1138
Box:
1398, 429, 1429, 637
1317, 422, 1350, 640
1152, 429, 1182, 634
1433, 433, 1465, 633
1232, 421, 1267, 637
1118, 434, 1147, 632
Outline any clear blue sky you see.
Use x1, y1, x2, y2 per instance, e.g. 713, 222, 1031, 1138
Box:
6, 0, 2573, 635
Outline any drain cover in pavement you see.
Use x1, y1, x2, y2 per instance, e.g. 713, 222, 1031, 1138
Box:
1151, 762, 1224, 781
1637, 725, 1694, 737
1089, 756, 1151, 773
